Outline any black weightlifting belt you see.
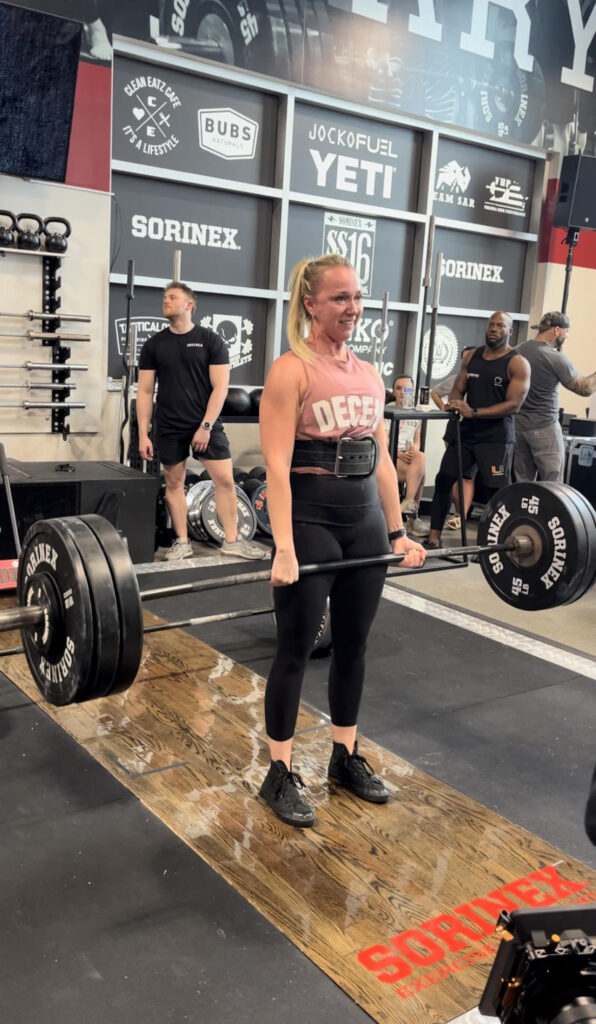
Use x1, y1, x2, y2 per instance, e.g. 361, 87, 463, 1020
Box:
291, 436, 378, 477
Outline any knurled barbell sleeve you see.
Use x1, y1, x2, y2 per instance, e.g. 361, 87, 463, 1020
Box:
0, 310, 91, 323
0, 331, 90, 341
0, 362, 88, 371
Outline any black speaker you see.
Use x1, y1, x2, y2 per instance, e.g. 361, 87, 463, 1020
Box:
567, 418, 596, 438
552, 154, 596, 230
0, 460, 158, 563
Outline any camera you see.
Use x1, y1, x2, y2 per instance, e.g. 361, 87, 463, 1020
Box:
479, 905, 596, 1024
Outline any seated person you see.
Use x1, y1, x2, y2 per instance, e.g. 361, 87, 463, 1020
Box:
385, 374, 427, 537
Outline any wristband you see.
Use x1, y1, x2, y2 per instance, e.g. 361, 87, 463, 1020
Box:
472, 408, 478, 417
388, 528, 407, 541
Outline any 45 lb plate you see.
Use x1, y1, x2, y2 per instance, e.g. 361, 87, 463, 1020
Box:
478, 482, 596, 611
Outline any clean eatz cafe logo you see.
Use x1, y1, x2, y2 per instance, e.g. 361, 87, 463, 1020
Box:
122, 74, 182, 157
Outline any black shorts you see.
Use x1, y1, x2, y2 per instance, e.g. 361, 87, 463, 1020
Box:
443, 440, 513, 489
157, 427, 231, 466
443, 420, 476, 479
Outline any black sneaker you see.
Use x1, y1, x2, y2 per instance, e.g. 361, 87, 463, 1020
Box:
259, 760, 315, 827
328, 742, 389, 803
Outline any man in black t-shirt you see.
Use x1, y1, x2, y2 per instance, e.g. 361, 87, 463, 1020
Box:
137, 281, 265, 560
425, 311, 530, 550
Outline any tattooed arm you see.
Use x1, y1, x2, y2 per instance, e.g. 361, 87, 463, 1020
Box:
566, 371, 596, 397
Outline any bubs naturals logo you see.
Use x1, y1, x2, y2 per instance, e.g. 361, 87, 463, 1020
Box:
122, 75, 182, 157
200, 314, 254, 369
198, 108, 259, 161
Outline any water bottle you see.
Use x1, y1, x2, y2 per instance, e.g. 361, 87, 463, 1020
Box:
403, 386, 415, 409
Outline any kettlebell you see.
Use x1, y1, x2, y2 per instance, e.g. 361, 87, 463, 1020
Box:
0, 210, 17, 248
43, 216, 72, 254
16, 213, 43, 251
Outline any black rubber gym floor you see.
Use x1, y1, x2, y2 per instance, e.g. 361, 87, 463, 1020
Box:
2, 575, 595, 1023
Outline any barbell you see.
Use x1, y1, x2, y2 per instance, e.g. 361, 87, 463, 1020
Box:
0, 482, 594, 708
0, 331, 90, 342
0, 310, 91, 323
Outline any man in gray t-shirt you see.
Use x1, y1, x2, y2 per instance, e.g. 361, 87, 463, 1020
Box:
514, 311, 596, 481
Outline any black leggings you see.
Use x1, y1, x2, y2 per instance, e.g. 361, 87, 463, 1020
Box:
430, 440, 512, 532
265, 477, 389, 742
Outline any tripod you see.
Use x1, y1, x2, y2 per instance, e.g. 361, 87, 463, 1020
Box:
561, 228, 580, 315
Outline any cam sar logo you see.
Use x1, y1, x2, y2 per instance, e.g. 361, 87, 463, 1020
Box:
122, 76, 182, 157
200, 314, 254, 369
434, 160, 474, 208
198, 108, 259, 161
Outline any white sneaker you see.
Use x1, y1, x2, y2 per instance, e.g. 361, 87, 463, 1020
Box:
400, 498, 418, 516
408, 517, 429, 537
164, 538, 193, 561
220, 537, 269, 560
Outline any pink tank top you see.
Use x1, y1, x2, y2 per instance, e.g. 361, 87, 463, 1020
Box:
295, 347, 385, 441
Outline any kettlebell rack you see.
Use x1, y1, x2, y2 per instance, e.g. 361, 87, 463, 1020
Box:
0, 240, 89, 439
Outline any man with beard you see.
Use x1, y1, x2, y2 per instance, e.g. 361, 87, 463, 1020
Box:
514, 312, 596, 482
424, 311, 530, 550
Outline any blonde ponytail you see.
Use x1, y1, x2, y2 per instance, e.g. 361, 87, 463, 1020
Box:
286, 254, 352, 364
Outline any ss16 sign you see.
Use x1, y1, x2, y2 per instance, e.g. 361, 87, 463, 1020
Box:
322, 213, 376, 297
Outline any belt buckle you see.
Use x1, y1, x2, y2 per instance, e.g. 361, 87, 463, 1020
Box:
334, 436, 358, 476
334, 436, 348, 476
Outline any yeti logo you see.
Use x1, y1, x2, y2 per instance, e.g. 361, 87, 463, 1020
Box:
198, 108, 259, 160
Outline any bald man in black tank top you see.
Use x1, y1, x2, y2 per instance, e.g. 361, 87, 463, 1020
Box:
425, 312, 530, 549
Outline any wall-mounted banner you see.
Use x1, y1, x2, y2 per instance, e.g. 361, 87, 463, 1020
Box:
291, 102, 422, 212
19, 1, 596, 156
433, 227, 527, 312
285, 203, 414, 301
419, 313, 521, 386
280, 301, 409, 384
433, 139, 537, 231
112, 172, 273, 289
108, 284, 267, 384
112, 56, 278, 186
